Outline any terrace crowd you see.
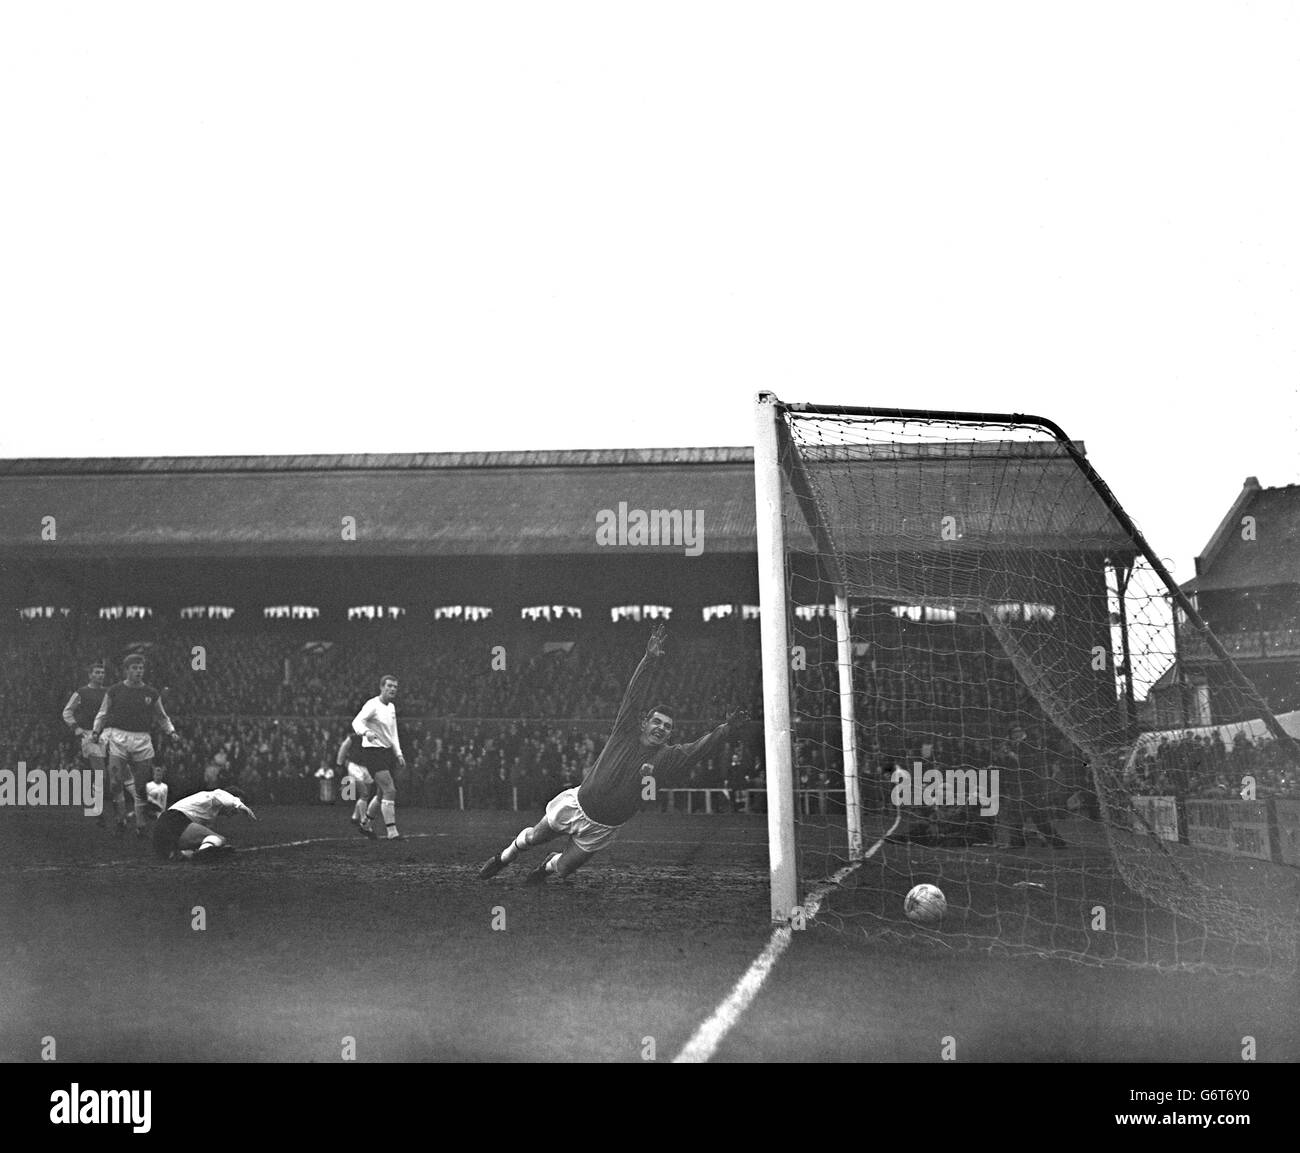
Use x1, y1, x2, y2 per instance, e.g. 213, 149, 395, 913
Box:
2, 622, 1295, 807
1129, 731, 1298, 800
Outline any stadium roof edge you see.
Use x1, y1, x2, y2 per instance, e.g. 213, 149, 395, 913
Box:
0, 446, 757, 475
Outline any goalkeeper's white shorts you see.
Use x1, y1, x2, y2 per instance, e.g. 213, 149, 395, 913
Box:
544, 787, 620, 854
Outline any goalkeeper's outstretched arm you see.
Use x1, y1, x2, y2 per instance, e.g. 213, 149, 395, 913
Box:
665, 707, 748, 771
609, 625, 667, 734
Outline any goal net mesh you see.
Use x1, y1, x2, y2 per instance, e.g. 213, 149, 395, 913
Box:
777, 408, 1298, 976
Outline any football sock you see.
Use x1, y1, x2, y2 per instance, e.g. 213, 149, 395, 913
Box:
382, 799, 396, 834
352, 799, 367, 823
500, 827, 533, 864
366, 795, 381, 823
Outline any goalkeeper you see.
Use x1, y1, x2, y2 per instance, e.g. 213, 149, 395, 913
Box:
479, 625, 745, 884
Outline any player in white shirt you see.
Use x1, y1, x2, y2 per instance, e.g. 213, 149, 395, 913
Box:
152, 788, 257, 861
351, 674, 405, 840
337, 733, 374, 829
145, 765, 169, 814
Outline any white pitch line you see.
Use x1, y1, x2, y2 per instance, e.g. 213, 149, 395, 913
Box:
11, 829, 778, 873
672, 814, 900, 1064
238, 832, 439, 853
14, 831, 444, 871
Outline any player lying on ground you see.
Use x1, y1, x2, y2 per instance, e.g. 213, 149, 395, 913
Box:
337, 733, 375, 828
480, 624, 746, 885
351, 674, 405, 840
152, 787, 257, 862
91, 654, 178, 839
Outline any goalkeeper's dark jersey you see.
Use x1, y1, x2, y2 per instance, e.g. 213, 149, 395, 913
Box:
576, 654, 731, 827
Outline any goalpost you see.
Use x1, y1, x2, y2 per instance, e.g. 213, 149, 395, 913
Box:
754, 393, 1300, 975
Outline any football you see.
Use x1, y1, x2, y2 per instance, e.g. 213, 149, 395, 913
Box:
904, 883, 947, 925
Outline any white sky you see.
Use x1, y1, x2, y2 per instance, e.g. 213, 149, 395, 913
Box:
2, 3, 1296, 575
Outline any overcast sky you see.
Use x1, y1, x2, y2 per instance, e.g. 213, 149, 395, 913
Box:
2, 3, 1296, 575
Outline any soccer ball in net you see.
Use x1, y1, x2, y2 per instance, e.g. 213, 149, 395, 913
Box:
904, 883, 947, 925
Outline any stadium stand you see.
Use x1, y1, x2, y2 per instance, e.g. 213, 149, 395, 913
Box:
2, 456, 1296, 813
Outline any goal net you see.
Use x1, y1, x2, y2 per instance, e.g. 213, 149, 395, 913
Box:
755, 395, 1300, 976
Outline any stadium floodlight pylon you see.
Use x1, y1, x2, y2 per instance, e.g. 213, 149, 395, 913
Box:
754, 393, 1300, 974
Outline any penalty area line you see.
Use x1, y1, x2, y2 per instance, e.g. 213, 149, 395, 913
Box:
672, 813, 901, 1064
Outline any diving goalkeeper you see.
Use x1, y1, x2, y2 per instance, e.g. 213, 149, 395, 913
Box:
479, 625, 746, 884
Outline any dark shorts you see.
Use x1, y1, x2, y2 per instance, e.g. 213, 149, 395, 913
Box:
360, 745, 397, 778
153, 809, 192, 860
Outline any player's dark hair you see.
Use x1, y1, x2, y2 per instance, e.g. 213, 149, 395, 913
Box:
123, 653, 145, 667
224, 787, 248, 803
644, 705, 674, 722
380, 673, 398, 686
89, 660, 106, 672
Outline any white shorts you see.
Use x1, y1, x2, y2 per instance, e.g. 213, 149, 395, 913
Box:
346, 761, 373, 787
544, 787, 620, 854
102, 728, 156, 764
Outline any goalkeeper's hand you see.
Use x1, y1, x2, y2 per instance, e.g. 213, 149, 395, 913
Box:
646, 624, 667, 658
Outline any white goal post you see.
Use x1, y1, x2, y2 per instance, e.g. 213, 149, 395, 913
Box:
754, 391, 799, 923
755, 392, 865, 924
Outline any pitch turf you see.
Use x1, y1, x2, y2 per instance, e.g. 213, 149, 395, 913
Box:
0, 805, 1295, 1062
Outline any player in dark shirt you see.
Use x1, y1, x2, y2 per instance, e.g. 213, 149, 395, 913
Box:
62, 662, 115, 828
479, 625, 745, 884
92, 654, 178, 838
998, 724, 1068, 849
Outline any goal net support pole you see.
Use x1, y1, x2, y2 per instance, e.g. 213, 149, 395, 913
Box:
754, 392, 798, 923
834, 592, 864, 860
